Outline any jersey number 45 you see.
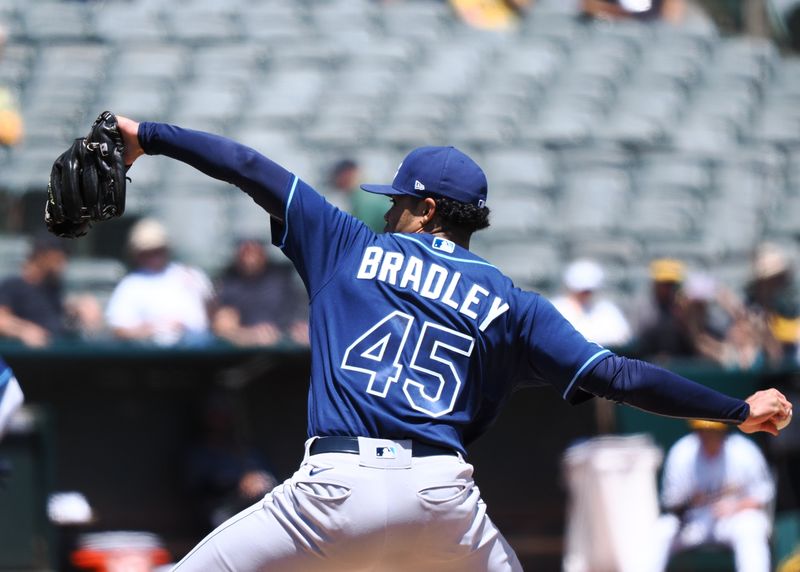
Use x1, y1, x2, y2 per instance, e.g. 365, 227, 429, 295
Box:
341, 311, 475, 418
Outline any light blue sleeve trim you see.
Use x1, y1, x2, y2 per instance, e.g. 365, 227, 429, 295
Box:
278, 175, 299, 249
0, 367, 11, 389
562, 348, 612, 400
394, 234, 498, 269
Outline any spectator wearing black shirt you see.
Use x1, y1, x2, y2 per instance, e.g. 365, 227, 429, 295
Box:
0, 235, 69, 347
0, 234, 101, 347
212, 239, 308, 347
632, 258, 696, 360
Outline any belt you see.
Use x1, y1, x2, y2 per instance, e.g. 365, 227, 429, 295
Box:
310, 436, 457, 458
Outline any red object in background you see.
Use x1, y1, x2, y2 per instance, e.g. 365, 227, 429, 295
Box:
71, 531, 172, 572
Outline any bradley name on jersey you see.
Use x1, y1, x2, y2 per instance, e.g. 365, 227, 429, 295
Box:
356, 245, 510, 332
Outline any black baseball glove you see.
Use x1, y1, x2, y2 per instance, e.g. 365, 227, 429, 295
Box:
45, 111, 128, 238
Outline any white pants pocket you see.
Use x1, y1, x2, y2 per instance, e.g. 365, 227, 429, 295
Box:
417, 483, 471, 505
294, 481, 352, 503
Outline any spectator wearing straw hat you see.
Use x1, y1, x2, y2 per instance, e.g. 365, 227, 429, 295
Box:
745, 242, 800, 364
105, 218, 214, 347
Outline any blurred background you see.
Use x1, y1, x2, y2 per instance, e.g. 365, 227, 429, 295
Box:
2, 0, 800, 570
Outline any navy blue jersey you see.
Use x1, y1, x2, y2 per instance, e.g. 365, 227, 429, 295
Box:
272, 179, 609, 454
138, 122, 749, 456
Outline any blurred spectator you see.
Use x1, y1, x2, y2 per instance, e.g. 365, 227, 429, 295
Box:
581, 0, 686, 22
644, 420, 774, 572
632, 258, 696, 360
325, 158, 387, 233
105, 218, 214, 347
745, 242, 800, 365
184, 390, 278, 531
0, 234, 102, 347
449, 0, 532, 30
551, 258, 632, 347
682, 272, 778, 371
212, 238, 308, 347
0, 25, 23, 148
769, 0, 800, 52
579, 0, 716, 32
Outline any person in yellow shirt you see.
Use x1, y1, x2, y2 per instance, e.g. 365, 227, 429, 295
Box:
0, 26, 23, 148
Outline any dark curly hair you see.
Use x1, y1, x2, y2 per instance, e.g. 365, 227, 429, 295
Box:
432, 196, 491, 235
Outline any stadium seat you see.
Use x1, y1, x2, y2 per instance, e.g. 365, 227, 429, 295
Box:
594, 113, 666, 149
447, 115, 517, 148
112, 44, 191, 83
172, 83, 245, 124
379, 1, 452, 40
0, 44, 35, 90
303, 116, 373, 148
636, 154, 712, 196
386, 94, 456, 126
21, 2, 90, 42
99, 83, 172, 123
64, 258, 127, 295
4, 0, 800, 290
162, 8, 240, 45
93, 4, 166, 43
486, 240, 561, 291
485, 196, 556, 240
482, 148, 557, 194
495, 40, 565, 88
149, 185, 234, 272
0, 235, 30, 280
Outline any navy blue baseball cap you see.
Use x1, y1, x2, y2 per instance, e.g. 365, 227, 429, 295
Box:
361, 146, 488, 207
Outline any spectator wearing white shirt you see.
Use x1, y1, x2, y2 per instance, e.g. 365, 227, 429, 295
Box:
551, 259, 632, 348
105, 218, 214, 347
645, 419, 775, 572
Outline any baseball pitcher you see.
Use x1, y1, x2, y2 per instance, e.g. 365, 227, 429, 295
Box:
108, 116, 791, 572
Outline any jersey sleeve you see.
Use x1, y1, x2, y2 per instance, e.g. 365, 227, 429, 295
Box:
516, 293, 611, 402
580, 355, 749, 423
137, 122, 294, 218
271, 179, 375, 298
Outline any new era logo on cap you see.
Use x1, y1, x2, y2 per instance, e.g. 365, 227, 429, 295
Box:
360, 146, 488, 207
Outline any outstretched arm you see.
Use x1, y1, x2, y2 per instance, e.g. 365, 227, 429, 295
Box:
580, 355, 792, 436
116, 116, 293, 220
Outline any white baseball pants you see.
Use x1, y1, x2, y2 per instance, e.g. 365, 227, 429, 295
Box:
171, 437, 522, 572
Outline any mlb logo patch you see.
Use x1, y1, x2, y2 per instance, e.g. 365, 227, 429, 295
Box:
432, 237, 455, 254
376, 446, 397, 459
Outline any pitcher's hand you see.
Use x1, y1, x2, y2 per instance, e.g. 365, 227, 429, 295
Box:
116, 115, 144, 167
738, 388, 792, 436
